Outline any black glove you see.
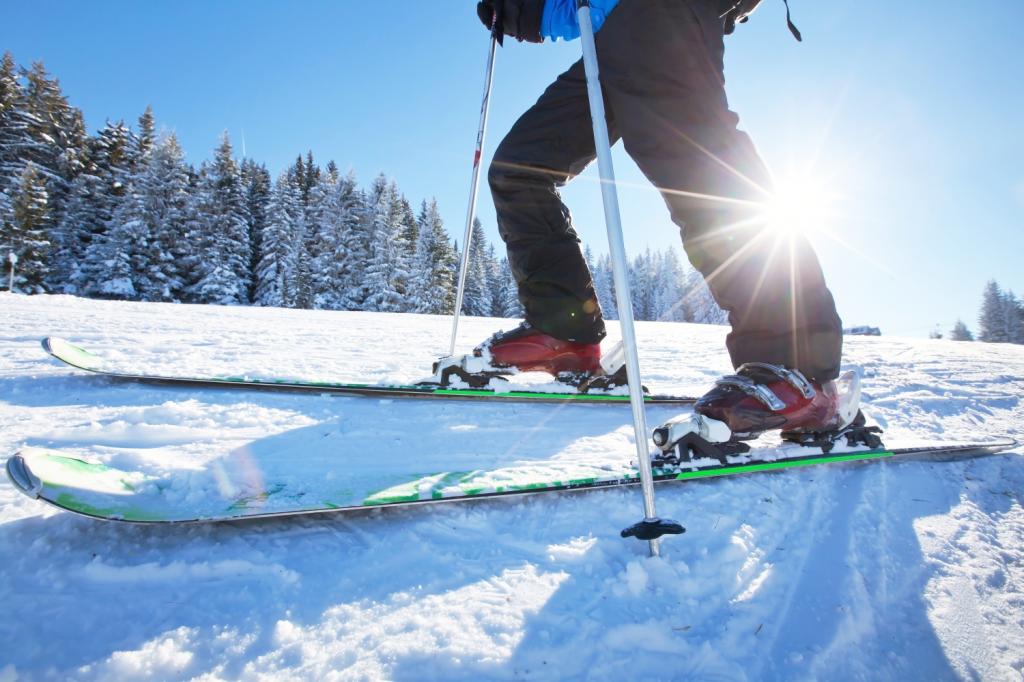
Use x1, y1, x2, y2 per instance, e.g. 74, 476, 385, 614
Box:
721, 0, 763, 35
476, 0, 545, 45
477, 1, 505, 45
722, 0, 802, 40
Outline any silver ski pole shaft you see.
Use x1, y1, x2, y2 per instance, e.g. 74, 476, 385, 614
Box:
448, 29, 499, 357
577, 1, 665, 557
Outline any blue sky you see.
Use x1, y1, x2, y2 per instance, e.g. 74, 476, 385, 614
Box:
4, 1, 1022, 338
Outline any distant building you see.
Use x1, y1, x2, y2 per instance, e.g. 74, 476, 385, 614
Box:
844, 326, 881, 336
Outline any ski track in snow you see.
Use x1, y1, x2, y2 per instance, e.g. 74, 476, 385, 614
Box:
0, 292, 1022, 681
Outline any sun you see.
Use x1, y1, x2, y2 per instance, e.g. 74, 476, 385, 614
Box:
763, 173, 839, 237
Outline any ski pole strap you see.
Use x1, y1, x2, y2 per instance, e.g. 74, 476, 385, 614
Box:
782, 0, 802, 41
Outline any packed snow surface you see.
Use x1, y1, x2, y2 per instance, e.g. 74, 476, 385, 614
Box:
1, 293, 1022, 681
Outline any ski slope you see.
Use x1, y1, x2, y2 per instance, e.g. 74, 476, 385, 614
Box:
1, 292, 1022, 681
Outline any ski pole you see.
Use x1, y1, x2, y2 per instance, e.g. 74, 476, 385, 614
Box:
448, 21, 499, 357
576, 0, 683, 557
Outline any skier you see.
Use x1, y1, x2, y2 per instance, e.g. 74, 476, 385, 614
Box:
472, 0, 852, 438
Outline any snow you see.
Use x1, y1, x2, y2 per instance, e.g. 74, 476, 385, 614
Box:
0, 291, 1022, 680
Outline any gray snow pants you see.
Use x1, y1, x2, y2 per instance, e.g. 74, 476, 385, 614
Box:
488, 0, 843, 381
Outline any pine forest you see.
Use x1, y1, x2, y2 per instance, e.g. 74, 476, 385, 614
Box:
1, 51, 746, 326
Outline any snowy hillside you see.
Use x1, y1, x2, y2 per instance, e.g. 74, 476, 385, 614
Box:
1, 293, 1022, 681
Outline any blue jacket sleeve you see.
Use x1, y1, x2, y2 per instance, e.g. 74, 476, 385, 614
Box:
541, 0, 620, 42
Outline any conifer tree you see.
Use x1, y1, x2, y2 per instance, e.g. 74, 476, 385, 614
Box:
979, 280, 1010, 343
136, 106, 156, 162
0, 53, 31, 208
685, 265, 728, 325
21, 63, 65, 179
592, 253, 618, 321
90, 108, 167, 300
461, 218, 494, 316
409, 198, 456, 314
79, 120, 134, 295
139, 133, 192, 300
255, 170, 302, 307
312, 170, 367, 310
241, 159, 271, 303
362, 174, 409, 312
653, 247, 685, 321
1005, 291, 1024, 344
496, 256, 523, 318
189, 133, 250, 304
50, 154, 97, 292
398, 196, 419, 257
630, 249, 656, 320
5, 162, 51, 292
950, 319, 974, 341
486, 243, 505, 316
21, 62, 85, 255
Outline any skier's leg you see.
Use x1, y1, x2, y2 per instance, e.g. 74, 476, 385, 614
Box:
595, 0, 842, 383
488, 59, 617, 345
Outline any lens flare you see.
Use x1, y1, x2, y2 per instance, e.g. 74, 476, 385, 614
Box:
765, 174, 838, 237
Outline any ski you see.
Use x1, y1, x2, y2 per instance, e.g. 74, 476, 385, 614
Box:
6, 438, 1016, 524
41, 337, 697, 405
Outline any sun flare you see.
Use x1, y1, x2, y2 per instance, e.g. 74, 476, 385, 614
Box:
764, 174, 839, 237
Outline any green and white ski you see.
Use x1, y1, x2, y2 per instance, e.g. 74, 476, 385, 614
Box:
6, 439, 1016, 524
42, 337, 696, 405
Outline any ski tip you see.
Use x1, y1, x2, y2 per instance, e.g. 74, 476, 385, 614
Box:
40, 337, 106, 372
6, 454, 42, 498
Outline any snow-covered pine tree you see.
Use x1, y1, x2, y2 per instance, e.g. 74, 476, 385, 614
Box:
950, 319, 974, 341
189, 133, 251, 305
255, 170, 302, 307
289, 154, 326, 310
5, 162, 51, 291
135, 106, 155, 168
485, 243, 506, 317
313, 169, 367, 310
0, 53, 32, 213
1004, 290, 1024, 345
92, 108, 170, 300
299, 151, 321, 206
43, 105, 87, 291
398, 195, 419, 260
78, 120, 134, 295
139, 133, 192, 301
685, 264, 728, 325
979, 280, 1010, 343
304, 164, 335, 308
653, 247, 686, 322
240, 159, 271, 304
592, 252, 618, 320
20, 62, 85, 256
496, 256, 523, 318
362, 174, 409, 312
50, 157, 97, 292
97, 173, 146, 299
0, 190, 12, 288
630, 248, 657, 320
409, 198, 456, 314
462, 217, 493, 316
18, 63, 63, 186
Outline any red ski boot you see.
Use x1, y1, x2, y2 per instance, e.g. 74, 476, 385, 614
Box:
694, 363, 858, 439
477, 322, 602, 375
431, 322, 602, 388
